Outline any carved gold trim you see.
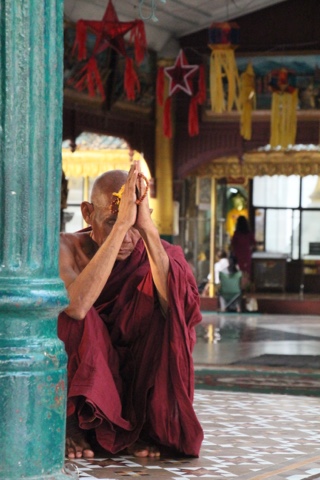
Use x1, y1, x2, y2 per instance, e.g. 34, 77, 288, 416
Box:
192, 150, 320, 178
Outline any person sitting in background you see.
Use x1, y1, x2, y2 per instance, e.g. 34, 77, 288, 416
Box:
213, 249, 229, 285
218, 255, 242, 312
202, 249, 229, 296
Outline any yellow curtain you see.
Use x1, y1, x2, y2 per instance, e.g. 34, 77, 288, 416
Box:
270, 90, 298, 148
240, 63, 256, 140
210, 48, 240, 113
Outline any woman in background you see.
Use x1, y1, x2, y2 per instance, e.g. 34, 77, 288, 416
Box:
231, 215, 255, 277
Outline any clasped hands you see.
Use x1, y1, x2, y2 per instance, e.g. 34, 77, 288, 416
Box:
113, 162, 151, 231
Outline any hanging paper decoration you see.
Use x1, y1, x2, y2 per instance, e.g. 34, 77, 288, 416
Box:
69, 0, 147, 100
156, 50, 206, 138
208, 22, 241, 113
269, 68, 298, 148
240, 63, 256, 140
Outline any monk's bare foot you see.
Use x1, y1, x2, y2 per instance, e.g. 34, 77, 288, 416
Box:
66, 414, 95, 459
127, 441, 160, 458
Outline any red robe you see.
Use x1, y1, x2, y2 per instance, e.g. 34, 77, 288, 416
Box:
58, 239, 203, 456
231, 231, 255, 275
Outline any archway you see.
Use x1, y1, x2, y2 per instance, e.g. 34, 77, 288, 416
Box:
61, 132, 151, 232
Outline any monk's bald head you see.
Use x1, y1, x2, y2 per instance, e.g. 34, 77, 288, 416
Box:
91, 170, 128, 207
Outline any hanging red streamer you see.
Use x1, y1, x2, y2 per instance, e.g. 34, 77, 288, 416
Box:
130, 21, 147, 64
189, 96, 199, 136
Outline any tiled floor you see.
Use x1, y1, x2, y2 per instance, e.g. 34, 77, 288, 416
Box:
65, 313, 320, 479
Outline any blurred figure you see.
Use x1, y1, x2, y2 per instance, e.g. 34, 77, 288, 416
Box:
226, 253, 240, 274
202, 249, 229, 296
231, 215, 255, 277
213, 249, 229, 284
218, 255, 242, 312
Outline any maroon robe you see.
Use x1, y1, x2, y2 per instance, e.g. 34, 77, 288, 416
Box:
58, 239, 203, 456
231, 231, 255, 275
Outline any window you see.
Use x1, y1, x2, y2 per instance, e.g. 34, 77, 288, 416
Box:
253, 175, 320, 259
253, 175, 300, 208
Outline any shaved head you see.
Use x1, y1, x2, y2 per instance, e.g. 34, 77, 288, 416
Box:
91, 170, 128, 207
82, 168, 140, 255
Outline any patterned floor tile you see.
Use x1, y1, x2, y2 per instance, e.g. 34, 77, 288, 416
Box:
65, 314, 320, 479
66, 390, 320, 479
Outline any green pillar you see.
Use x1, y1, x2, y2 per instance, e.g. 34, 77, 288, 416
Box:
0, 1, 69, 479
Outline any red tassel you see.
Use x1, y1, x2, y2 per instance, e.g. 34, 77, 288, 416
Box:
156, 67, 165, 106
197, 64, 206, 105
89, 57, 105, 98
189, 96, 199, 136
72, 64, 91, 93
72, 20, 87, 60
130, 20, 147, 64
87, 64, 95, 97
124, 57, 140, 100
163, 96, 172, 138
72, 57, 105, 99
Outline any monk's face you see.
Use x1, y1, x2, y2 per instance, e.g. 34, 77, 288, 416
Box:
88, 193, 140, 261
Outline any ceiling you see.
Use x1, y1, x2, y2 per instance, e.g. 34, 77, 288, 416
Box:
64, 0, 287, 56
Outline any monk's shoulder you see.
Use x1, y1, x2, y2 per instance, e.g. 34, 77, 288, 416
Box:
60, 231, 90, 258
60, 231, 94, 269
60, 231, 80, 251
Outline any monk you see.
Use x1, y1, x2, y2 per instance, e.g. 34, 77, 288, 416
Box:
58, 161, 203, 460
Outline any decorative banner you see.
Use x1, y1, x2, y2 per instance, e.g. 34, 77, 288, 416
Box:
157, 50, 206, 138
69, 0, 147, 100
240, 63, 256, 140
269, 68, 298, 148
208, 22, 241, 113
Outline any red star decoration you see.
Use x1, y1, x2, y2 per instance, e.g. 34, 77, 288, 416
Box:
156, 49, 206, 138
70, 0, 146, 99
164, 50, 199, 97
75, 1, 139, 60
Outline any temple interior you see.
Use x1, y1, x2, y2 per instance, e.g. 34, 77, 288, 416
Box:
61, 1, 320, 475
2, 1, 320, 479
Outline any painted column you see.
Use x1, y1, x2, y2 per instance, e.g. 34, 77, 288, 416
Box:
153, 59, 174, 242
208, 178, 217, 297
0, 1, 69, 479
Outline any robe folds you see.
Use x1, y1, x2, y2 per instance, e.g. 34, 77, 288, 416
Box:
58, 238, 204, 456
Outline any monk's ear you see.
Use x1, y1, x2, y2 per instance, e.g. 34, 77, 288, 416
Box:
81, 202, 94, 225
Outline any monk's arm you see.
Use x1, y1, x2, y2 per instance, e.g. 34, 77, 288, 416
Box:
60, 164, 140, 320
133, 165, 169, 314
59, 222, 129, 320
139, 224, 170, 315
